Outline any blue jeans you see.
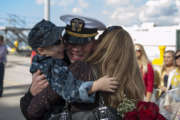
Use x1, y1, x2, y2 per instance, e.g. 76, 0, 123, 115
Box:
0, 63, 4, 95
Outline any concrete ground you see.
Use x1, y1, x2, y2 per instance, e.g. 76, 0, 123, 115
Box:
0, 54, 32, 120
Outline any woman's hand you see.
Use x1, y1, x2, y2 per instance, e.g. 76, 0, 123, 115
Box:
164, 105, 172, 113
91, 75, 118, 93
30, 70, 49, 96
144, 92, 152, 102
160, 86, 167, 92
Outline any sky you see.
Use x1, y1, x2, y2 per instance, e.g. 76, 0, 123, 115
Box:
0, 0, 180, 28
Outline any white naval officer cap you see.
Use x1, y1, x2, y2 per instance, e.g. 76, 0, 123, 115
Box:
60, 14, 106, 44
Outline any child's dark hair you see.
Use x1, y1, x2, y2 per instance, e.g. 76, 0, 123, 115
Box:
28, 19, 64, 51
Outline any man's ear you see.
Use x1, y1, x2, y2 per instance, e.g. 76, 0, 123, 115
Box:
37, 48, 45, 55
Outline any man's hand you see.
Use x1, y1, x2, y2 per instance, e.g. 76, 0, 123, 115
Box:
30, 70, 49, 96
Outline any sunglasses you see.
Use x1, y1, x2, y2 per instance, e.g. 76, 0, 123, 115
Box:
136, 50, 142, 52
175, 55, 180, 59
107, 26, 123, 31
135, 47, 142, 52
98, 26, 123, 40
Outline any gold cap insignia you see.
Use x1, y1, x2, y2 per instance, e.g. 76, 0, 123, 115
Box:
71, 18, 84, 32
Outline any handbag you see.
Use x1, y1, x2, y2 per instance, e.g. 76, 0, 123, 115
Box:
49, 95, 120, 120
72, 95, 120, 120
49, 101, 71, 120
93, 95, 120, 120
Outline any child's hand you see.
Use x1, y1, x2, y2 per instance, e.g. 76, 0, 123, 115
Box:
93, 75, 118, 93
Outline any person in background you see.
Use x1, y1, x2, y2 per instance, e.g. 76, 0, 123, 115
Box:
135, 43, 154, 102
0, 35, 7, 97
158, 50, 175, 97
169, 50, 180, 89
155, 50, 176, 119
30, 50, 36, 64
161, 50, 180, 119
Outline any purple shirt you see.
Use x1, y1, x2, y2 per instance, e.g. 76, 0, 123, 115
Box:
0, 44, 7, 63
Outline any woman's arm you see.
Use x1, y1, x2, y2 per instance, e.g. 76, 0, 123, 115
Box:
20, 90, 34, 120
27, 86, 63, 120
145, 63, 154, 101
20, 70, 49, 120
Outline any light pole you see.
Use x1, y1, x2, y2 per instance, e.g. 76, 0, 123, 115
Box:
44, 0, 50, 21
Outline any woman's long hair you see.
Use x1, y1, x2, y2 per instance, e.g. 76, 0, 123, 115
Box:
175, 50, 180, 67
135, 43, 150, 74
86, 27, 145, 108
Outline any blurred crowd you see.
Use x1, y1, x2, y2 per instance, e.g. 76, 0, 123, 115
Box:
135, 43, 180, 120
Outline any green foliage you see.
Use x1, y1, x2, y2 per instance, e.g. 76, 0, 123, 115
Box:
117, 97, 136, 118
